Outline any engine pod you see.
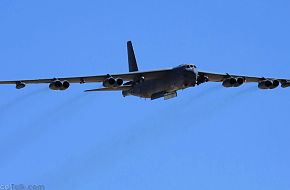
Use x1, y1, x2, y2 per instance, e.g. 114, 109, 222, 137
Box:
115, 78, 123, 86
234, 77, 245, 87
222, 78, 237, 87
258, 80, 273, 89
270, 80, 279, 89
60, 81, 70, 90
49, 80, 62, 90
103, 77, 116, 87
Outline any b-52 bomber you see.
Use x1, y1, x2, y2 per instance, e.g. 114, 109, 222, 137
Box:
0, 41, 289, 100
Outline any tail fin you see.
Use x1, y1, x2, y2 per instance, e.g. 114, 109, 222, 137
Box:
127, 41, 139, 72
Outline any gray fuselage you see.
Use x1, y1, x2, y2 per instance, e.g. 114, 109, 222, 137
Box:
122, 64, 198, 98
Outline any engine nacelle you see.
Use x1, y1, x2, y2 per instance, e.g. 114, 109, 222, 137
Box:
103, 77, 116, 87
222, 77, 244, 88
49, 80, 70, 90
115, 78, 123, 86
258, 80, 279, 89
103, 77, 123, 88
270, 80, 279, 89
60, 80, 70, 90
235, 77, 245, 87
49, 80, 62, 90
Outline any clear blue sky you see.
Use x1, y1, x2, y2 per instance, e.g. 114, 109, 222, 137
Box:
0, 0, 290, 189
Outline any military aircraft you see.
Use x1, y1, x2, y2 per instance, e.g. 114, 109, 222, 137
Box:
0, 41, 289, 100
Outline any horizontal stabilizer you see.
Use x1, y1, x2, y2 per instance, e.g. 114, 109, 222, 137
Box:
85, 86, 131, 92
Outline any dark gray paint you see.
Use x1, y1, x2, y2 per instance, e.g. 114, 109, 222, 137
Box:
122, 64, 198, 99
0, 41, 289, 100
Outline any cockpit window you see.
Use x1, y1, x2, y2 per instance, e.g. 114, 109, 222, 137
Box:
175, 64, 196, 69
186, 64, 195, 68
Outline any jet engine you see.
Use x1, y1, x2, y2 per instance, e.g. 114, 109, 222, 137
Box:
103, 77, 123, 88
222, 77, 244, 88
258, 80, 279, 89
49, 80, 70, 90
115, 78, 123, 86
60, 80, 70, 90
103, 77, 116, 87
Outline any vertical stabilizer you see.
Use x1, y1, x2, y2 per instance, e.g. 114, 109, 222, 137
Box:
127, 41, 139, 72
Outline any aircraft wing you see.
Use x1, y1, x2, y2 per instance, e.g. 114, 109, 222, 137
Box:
199, 71, 288, 83
198, 71, 290, 88
0, 68, 173, 85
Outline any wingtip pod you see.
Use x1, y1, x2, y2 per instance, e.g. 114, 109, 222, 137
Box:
16, 81, 26, 89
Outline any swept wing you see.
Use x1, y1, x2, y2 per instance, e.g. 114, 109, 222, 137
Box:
0, 68, 172, 85
199, 71, 289, 83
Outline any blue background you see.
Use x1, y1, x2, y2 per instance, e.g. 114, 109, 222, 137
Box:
0, 0, 290, 189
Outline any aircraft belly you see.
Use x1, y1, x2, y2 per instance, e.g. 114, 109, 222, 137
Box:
131, 77, 184, 98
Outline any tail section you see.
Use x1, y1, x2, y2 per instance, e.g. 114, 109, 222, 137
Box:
127, 41, 139, 72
